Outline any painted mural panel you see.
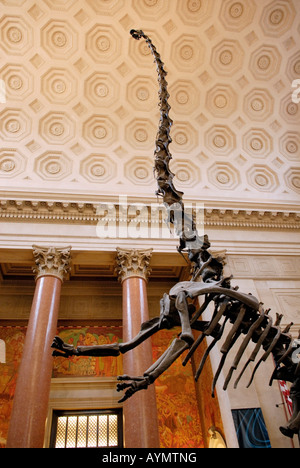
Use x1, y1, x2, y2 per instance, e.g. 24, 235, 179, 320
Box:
0, 327, 26, 448
0, 325, 224, 449
152, 328, 205, 448
0, 325, 123, 447
53, 326, 123, 378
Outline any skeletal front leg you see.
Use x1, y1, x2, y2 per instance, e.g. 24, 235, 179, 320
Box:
117, 338, 190, 402
51, 317, 160, 358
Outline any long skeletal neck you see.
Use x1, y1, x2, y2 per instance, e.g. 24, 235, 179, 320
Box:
130, 30, 207, 259
130, 30, 183, 205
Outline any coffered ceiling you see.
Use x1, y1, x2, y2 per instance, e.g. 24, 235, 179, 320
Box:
0, 0, 299, 208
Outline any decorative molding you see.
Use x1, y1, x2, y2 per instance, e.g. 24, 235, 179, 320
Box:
227, 255, 300, 280
32, 245, 72, 282
271, 289, 300, 338
115, 248, 153, 282
0, 199, 299, 230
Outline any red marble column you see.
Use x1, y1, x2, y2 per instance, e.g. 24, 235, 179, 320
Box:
116, 248, 160, 448
6, 246, 71, 448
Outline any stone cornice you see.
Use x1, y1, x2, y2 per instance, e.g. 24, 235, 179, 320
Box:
0, 199, 299, 230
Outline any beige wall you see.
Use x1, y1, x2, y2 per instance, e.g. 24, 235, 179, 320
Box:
207, 251, 300, 449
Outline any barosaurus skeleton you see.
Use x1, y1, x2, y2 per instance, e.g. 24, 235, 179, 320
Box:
52, 30, 300, 442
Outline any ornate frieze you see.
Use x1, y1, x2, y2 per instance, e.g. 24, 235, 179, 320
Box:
116, 248, 153, 282
32, 245, 72, 282
0, 199, 299, 230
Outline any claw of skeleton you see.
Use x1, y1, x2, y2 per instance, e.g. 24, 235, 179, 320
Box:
117, 375, 132, 381
117, 377, 151, 403
116, 382, 132, 392
118, 389, 134, 403
52, 350, 68, 357
51, 336, 64, 349
51, 336, 76, 357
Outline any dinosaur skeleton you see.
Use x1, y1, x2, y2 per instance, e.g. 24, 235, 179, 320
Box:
52, 30, 300, 442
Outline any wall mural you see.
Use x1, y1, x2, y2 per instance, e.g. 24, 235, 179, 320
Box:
0, 325, 223, 448
152, 328, 204, 448
0, 327, 26, 448
53, 326, 223, 448
52, 327, 123, 378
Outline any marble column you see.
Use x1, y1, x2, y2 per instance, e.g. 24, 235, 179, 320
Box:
6, 245, 71, 448
116, 248, 160, 448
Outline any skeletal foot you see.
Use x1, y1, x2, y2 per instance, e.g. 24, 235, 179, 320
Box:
116, 375, 151, 403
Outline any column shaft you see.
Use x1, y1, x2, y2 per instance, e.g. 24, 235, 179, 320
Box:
6, 245, 71, 448
122, 277, 160, 448
116, 248, 160, 448
6, 276, 62, 448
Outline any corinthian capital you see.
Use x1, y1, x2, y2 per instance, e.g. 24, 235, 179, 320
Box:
116, 248, 153, 282
32, 245, 72, 282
